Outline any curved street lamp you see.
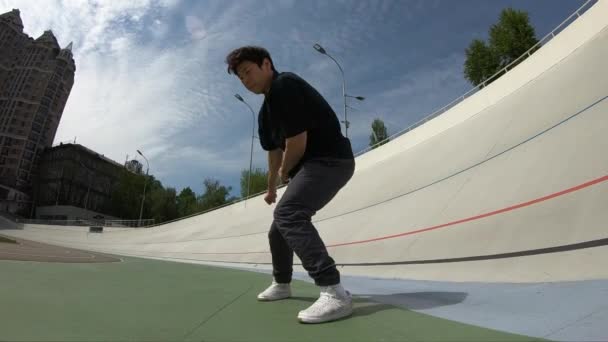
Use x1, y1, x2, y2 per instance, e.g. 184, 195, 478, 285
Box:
313, 43, 365, 138
234, 94, 256, 201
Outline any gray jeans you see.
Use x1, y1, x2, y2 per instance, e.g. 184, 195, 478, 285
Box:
269, 157, 355, 286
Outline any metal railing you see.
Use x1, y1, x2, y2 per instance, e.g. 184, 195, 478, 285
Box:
15, 218, 155, 228
355, 0, 596, 156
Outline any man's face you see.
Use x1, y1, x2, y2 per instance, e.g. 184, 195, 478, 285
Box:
236, 59, 272, 94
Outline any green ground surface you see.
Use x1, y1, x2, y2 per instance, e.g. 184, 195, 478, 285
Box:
0, 256, 544, 341
0, 235, 17, 243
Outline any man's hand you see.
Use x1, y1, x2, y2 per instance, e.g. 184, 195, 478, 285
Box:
264, 189, 277, 205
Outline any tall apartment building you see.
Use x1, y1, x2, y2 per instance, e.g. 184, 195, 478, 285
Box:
0, 9, 75, 215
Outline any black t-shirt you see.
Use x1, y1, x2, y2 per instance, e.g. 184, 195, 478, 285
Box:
258, 71, 354, 177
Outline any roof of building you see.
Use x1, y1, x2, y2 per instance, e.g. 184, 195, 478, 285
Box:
0, 9, 23, 30
49, 143, 125, 169
35, 30, 60, 49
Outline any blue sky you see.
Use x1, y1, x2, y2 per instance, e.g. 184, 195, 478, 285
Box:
0, 0, 588, 197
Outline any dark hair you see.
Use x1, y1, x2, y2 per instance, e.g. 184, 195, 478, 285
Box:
225, 46, 277, 75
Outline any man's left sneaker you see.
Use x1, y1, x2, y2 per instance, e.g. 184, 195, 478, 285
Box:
257, 280, 291, 301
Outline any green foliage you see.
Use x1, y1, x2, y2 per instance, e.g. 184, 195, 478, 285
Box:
240, 168, 268, 198
369, 118, 389, 148
464, 8, 539, 86
105, 170, 172, 222
489, 8, 539, 66
108, 172, 237, 224
148, 183, 178, 224
176, 187, 198, 218
197, 178, 235, 212
464, 39, 500, 87
108, 169, 145, 220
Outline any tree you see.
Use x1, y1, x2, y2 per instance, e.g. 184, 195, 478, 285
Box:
107, 172, 238, 224
464, 39, 500, 87
107, 170, 180, 224
489, 8, 539, 67
108, 169, 145, 220
162, 187, 179, 222
369, 118, 389, 148
197, 178, 235, 211
176, 187, 198, 218
240, 168, 268, 198
464, 8, 538, 86
148, 182, 178, 224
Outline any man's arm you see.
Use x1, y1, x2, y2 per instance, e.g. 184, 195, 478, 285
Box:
263, 149, 283, 205
280, 131, 307, 181
268, 148, 283, 191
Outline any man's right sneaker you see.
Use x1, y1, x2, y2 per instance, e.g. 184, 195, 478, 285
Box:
297, 284, 353, 323
257, 280, 291, 301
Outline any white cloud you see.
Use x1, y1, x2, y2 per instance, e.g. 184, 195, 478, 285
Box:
185, 15, 207, 40
110, 36, 133, 54
150, 18, 169, 40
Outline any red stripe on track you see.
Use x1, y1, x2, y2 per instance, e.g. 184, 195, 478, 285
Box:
114, 174, 607, 255
327, 174, 608, 248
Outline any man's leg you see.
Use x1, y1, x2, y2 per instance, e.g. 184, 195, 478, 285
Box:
257, 221, 294, 301
268, 221, 293, 284
273, 158, 355, 323
273, 158, 354, 286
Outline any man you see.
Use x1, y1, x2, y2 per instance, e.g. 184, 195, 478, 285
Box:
226, 46, 355, 324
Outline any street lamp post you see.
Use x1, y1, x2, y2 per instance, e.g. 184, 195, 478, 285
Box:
137, 150, 149, 227
313, 43, 365, 138
234, 94, 255, 201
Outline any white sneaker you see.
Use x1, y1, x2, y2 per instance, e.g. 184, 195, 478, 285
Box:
297, 284, 353, 323
257, 280, 291, 301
